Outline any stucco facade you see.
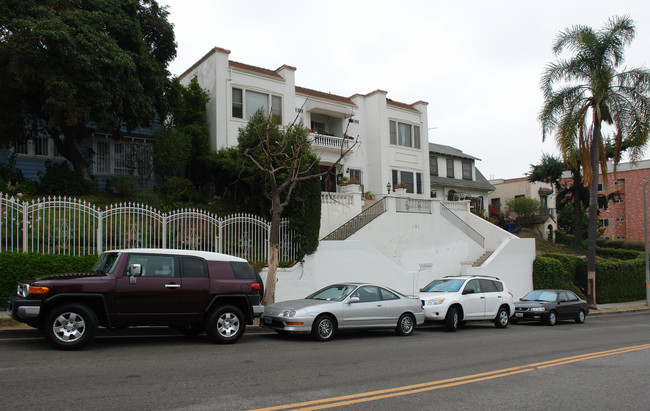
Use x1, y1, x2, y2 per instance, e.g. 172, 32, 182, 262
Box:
178, 47, 431, 200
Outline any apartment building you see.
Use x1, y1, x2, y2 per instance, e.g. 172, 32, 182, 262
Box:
178, 47, 431, 199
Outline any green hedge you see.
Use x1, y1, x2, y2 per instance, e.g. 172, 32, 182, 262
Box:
596, 247, 642, 261
535, 252, 646, 304
533, 255, 586, 299
0, 253, 98, 304
596, 239, 645, 251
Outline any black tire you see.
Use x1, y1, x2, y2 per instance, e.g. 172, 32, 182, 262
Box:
396, 313, 415, 336
205, 305, 246, 344
311, 315, 336, 341
43, 303, 98, 350
445, 307, 459, 331
546, 310, 557, 326
575, 310, 586, 324
494, 306, 509, 328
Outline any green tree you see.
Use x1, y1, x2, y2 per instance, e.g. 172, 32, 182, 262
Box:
239, 110, 355, 304
0, 0, 176, 179
154, 77, 209, 183
539, 15, 650, 306
505, 197, 546, 228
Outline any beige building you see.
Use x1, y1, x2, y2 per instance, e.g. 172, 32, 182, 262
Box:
488, 177, 557, 240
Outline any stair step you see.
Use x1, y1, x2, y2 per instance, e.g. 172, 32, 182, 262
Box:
472, 251, 494, 267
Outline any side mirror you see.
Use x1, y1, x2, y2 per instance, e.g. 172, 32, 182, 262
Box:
348, 296, 360, 304
130, 263, 142, 277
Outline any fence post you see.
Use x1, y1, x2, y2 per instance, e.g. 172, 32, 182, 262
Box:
217, 219, 222, 253
22, 201, 28, 253
162, 213, 167, 249
97, 209, 103, 254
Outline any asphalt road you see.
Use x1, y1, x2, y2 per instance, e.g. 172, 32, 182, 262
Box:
1, 312, 650, 410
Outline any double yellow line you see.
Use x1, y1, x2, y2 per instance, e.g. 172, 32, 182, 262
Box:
253, 343, 650, 411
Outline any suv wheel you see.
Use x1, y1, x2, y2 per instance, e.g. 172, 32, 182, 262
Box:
494, 306, 509, 328
43, 303, 98, 350
396, 313, 415, 336
445, 307, 459, 331
206, 305, 246, 344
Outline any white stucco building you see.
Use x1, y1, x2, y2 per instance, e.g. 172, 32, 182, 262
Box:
180, 47, 535, 302
179, 47, 430, 200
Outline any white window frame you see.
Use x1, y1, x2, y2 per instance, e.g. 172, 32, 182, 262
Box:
93, 134, 153, 176
232, 87, 283, 123
389, 120, 421, 149
13, 134, 63, 159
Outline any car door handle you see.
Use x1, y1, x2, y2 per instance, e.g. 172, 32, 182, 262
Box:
165, 284, 181, 289
498, 295, 502, 298
480, 296, 485, 299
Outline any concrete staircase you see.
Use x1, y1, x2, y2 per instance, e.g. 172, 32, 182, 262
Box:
472, 251, 494, 267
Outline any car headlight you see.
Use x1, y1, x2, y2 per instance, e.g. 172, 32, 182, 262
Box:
425, 298, 445, 306
530, 307, 546, 312
280, 310, 296, 317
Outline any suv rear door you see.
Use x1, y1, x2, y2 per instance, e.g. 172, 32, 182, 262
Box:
479, 279, 502, 318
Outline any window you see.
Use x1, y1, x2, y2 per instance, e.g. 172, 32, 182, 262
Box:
479, 279, 497, 292
600, 219, 610, 227
231, 261, 256, 279
462, 160, 472, 180
615, 179, 625, 185
392, 169, 422, 194
446, 158, 454, 178
491, 198, 501, 212
616, 218, 625, 222
598, 183, 604, 191
380, 288, 399, 300
126, 254, 176, 278
540, 195, 548, 208
232, 88, 243, 118
93, 135, 153, 177
598, 197, 609, 209
231, 87, 282, 122
430, 155, 438, 176
349, 168, 362, 184
614, 197, 624, 203
515, 195, 525, 199
182, 257, 207, 278
389, 120, 420, 148
352, 286, 381, 302
13, 134, 61, 158
33, 134, 49, 156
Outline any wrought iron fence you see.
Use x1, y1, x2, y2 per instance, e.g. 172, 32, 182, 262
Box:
0, 193, 296, 265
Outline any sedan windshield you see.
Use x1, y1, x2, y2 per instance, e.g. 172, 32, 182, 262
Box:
307, 285, 357, 301
522, 290, 557, 302
420, 279, 465, 293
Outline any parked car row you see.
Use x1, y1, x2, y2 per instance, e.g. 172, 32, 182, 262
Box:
261, 275, 590, 341
7, 249, 589, 349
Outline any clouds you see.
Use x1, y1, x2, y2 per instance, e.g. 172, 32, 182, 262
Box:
159, 0, 650, 179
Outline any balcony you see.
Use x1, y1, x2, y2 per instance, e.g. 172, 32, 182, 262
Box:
310, 132, 350, 151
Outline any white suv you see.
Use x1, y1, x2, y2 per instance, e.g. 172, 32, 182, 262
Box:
418, 275, 515, 331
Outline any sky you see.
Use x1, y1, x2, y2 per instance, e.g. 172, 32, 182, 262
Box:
158, 0, 650, 180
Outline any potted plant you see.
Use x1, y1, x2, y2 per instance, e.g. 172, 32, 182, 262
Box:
394, 181, 408, 195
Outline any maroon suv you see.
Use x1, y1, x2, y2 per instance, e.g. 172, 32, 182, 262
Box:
7, 249, 264, 350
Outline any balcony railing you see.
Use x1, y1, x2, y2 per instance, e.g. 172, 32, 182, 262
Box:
310, 133, 350, 150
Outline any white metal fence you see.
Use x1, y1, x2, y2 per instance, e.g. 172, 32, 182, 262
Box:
0, 193, 296, 265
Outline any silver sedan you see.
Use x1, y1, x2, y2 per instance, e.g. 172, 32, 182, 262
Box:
261, 283, 425, 341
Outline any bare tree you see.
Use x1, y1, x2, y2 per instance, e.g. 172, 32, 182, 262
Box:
239, 109, 357, 304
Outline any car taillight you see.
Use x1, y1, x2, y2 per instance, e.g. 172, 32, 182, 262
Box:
251, 283, 261, 291
508, 292, 513, 298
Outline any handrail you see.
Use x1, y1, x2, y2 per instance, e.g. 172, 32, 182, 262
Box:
440, 203, 485, 247
321, 198, 387, 241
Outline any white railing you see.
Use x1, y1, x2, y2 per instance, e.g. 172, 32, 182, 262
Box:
0, 193, 296, 264
310, 133, 350, 150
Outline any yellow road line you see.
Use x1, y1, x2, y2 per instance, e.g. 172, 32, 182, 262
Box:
252, 343, 650, 411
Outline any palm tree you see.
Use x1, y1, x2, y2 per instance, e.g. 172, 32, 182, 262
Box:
539, 15, 650, 307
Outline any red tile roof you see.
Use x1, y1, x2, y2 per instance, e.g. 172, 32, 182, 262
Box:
387, 98, 420, 112
295, 86, 355, 105
229, 61, 284, 80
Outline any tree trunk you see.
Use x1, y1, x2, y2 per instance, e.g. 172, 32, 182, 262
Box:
262, 193, 283, 305
52, 128, 92, 180
571, 168, 584, 249
586, 124, 600, 308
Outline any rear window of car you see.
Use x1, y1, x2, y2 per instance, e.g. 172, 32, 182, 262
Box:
182, 256, 208, 278
493, 281, 504, 292
479, 279, 497, 292
230, 261, 255, 279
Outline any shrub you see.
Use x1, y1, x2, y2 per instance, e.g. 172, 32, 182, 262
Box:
0, 252, 98, 303
105, 175, 140, 198
555, 230, 573, 246
161, 177, 197, 202
596, 247, 641, 260
38, 161, 97, 195
595, 255, 646, 303
533, 255, 585, 298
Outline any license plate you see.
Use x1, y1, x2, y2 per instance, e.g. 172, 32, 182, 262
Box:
515, 313, 523, 318
264, 317, 272, 324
